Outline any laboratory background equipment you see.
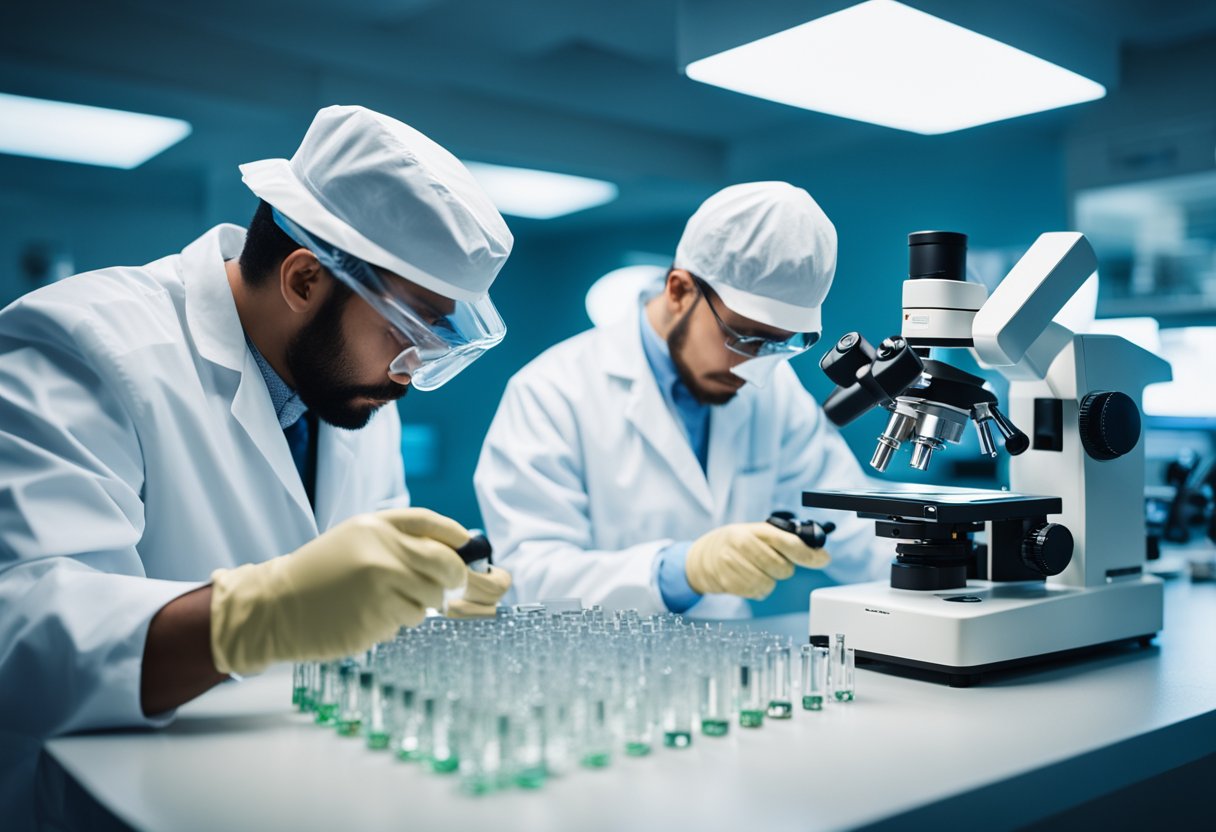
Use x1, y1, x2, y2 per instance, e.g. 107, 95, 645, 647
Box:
291, 606, 855, 797
806, 229, 1170, 686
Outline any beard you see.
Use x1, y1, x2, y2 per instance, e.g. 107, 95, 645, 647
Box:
667, 302, 739, 406
285, 289, 407, 430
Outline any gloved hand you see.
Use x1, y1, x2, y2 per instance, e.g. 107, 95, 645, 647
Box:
686, 522, 830, 600
210, 508, 468, 675
444, 566, 513, 618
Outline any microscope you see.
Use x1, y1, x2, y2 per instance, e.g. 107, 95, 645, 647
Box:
806, 231, 1172, 685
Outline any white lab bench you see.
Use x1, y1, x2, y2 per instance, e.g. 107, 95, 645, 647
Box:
43, 579, 1216, 832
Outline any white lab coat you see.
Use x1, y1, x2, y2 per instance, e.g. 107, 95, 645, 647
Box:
0, 225, 410, 743
474, 309, 889, 619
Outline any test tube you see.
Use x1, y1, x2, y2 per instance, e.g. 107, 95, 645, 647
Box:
314, 661, 339, 725
511, 701, 548, 788
801, 636, 830, 711
622, 675, 654, 756
738, 643, 765, 728
698, 645, 731, 737
460, 709, 508, 796
579, 693, 613, 768
335, 662, 363, 736
291, 662, 308, 709
301, 660, 321, 714
832, 633, 855, 702
428, 694, 462, 773
415, 693, 437, 764
393, 687, 423, 761
544, 699, 574, 777
364, 675, 392, 750
765, 638, 793, 719
659, 659, 693, 749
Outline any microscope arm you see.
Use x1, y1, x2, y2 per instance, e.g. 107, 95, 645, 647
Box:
972, 232, 1097, 369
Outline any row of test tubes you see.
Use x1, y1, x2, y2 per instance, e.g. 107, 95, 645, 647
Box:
291, 607, 856, 796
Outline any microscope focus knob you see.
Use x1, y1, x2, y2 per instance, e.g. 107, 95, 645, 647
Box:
1078, 391, 1141, 461
1021, 523, 1073, 577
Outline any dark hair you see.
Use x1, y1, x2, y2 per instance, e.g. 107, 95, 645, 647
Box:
238, 200, 303, 288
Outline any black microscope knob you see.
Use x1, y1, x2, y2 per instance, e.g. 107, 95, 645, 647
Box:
1021, 523, 1073, 576
799, 521, 836, 550
767, 513, 798, 535
456, 533, 493, 566
1078, 391, 1141, 461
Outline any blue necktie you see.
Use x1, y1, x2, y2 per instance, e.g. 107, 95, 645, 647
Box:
283, 413, 310, 483
671, 382, 710, 473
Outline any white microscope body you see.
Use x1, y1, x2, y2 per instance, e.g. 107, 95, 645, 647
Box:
808, 232, 1171, 685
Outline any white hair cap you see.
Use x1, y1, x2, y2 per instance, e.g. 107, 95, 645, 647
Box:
674, 181, 836, 332
240, 105, 513, 303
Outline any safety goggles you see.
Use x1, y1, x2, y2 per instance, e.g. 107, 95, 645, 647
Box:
692, 277, 819, 359
272, 209, 506, 391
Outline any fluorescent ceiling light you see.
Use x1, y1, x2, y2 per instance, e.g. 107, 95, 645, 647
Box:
463, 161, 618, 219
0, 93, 192, 169
684, 0, 1106, 134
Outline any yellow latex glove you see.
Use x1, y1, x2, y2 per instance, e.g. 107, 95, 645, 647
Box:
210, 508, 468, 675
444, 566, 513, 618
686, 522, 830, 600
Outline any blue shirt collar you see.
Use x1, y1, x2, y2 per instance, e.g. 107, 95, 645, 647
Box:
639, 305, 710, 473
246, 337, 308, 430
639, 305, 680, 403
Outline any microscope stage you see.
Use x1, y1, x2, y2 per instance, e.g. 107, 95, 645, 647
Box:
804, 487, 1062, 523
809, 577, 1163, 684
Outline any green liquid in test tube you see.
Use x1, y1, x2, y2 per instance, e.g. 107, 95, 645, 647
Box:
766, 639, 793, 719
659, 658, 693, 750
394, 688, 424, 761
699, 643, 732, 737
313, 661, 338, 725
738, 645, 765, 729
365, 678, 392, 750
622, 677, 654, 756
580, 697, 613, 768
427, 695, 462, 774
512, 703, 548, 788
832, 633, 855, 702
334, 662, 363, 736
739, 709, 764, 728
291, 663, 307, 708
802, 637, 829, 711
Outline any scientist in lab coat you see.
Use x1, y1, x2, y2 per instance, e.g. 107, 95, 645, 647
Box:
475, 182, 889, 618
0, 106, 513, 826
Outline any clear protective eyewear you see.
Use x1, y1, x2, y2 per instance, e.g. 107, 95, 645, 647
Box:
692, 277, 819, 359
272, 209, 506, 391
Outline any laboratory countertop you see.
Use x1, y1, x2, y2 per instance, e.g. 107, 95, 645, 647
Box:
45, 580, 1216, 832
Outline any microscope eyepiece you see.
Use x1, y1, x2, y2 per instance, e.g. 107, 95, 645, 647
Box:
908, 231, 968, 282
821, 331, 876, 389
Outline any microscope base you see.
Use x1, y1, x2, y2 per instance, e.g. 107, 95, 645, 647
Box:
809, 576, 1163, 686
